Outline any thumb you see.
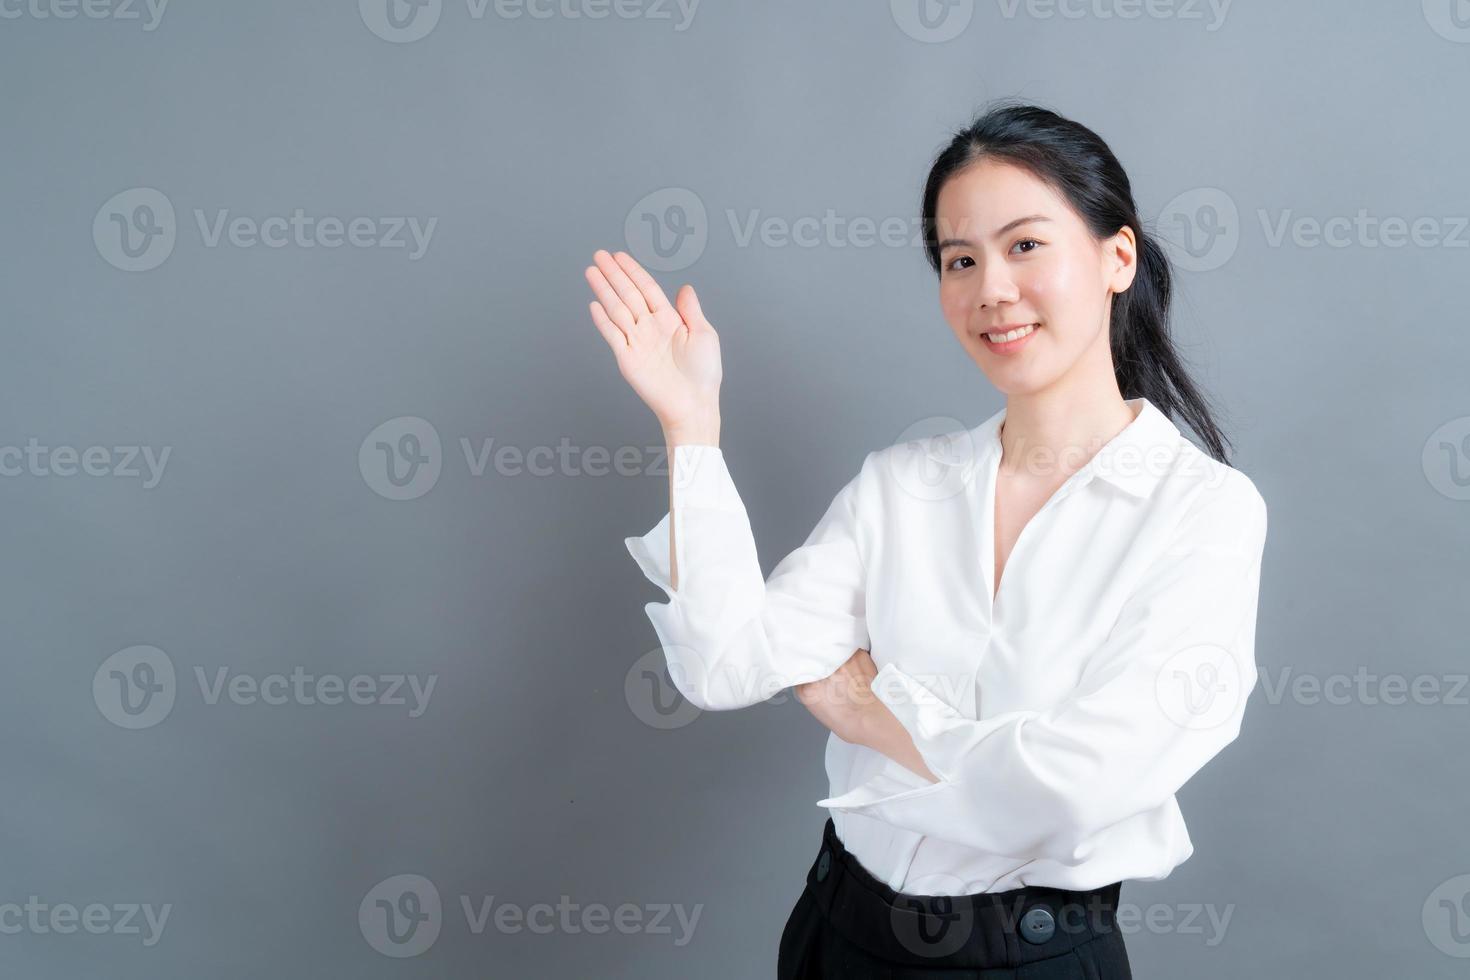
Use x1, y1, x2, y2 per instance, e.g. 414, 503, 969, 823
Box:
676, 284, 708, 331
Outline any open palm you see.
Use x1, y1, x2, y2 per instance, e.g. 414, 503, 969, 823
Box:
584, 249, 722, 432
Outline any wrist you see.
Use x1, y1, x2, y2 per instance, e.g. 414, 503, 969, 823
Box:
662, 414, 721, 448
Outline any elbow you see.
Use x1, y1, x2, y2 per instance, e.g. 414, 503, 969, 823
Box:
654, 643, 773, 713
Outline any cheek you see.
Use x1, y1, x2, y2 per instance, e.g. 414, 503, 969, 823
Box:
938, 281, 969, 329
1022, 256, 1101, 330
1019, 261, 1076, 310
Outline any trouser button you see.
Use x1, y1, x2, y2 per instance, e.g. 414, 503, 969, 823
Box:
1019, 906, 1056, 944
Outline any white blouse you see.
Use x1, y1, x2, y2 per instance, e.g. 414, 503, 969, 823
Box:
624, 397, 1268, 895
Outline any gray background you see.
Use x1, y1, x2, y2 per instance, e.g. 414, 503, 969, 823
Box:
3, 0, 1468, 976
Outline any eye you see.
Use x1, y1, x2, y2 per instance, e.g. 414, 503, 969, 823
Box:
944, 255, 974, 273
1011, 238, 1042, 255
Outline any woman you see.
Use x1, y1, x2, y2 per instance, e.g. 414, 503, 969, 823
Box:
585, 102, 1267, 979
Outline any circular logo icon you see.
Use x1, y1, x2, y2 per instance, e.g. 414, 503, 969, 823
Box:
624, 187, 708, 272
93, 188, 176, 273
1156, 187, 1239, 273
93, 645, 176, 729
1422, 416, 1470, 501
889, 871, 976, 958
1423, 873, 1470, 957
625, 647, 703, 729
1423, 0, 1470, 42
890, 0, 974, 42
883, 416, 978, 503
360, 874, 442, 957
360, 417, 442, 501
359, 0, 442, 43
1154, 643, 1244, 730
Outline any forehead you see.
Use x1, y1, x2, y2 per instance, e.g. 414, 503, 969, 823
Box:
935, 158, 1071, 230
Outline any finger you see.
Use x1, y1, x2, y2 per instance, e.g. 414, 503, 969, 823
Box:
593, 249, 651, 319
584, 266, 635, 331
676, 283, 708, 331
589, 301, 628, 353
612, 251, 672, 315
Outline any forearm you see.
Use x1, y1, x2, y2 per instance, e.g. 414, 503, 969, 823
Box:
859, 702, 939, 784
661, 415, 721, 593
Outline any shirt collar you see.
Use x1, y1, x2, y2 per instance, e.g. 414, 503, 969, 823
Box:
972, 396, 1182, 500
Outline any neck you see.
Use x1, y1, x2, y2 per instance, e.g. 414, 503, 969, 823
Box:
998, 387, 1138, 480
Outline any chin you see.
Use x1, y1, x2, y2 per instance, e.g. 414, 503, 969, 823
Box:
977, 362, 1062, 397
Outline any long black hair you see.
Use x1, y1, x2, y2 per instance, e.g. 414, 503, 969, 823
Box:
921, 99, 1232, 464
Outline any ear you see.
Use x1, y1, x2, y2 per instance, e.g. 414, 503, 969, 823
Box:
1104, 225, 1138, 295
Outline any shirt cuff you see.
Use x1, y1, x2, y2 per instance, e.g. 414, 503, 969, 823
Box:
623, 444, 744, 596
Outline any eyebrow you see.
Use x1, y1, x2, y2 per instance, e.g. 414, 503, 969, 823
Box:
936, 214, 1052, 251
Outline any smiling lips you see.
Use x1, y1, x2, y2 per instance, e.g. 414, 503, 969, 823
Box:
980, 322, 1039, 353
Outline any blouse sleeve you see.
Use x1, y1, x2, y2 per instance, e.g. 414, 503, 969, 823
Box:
624, 444, 872, 711
817, 471, 1268, 865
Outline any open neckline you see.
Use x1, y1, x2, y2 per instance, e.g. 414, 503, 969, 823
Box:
982, 398, 1149, 611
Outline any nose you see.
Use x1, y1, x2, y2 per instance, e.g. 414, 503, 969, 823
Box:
976, 260, 1020, 310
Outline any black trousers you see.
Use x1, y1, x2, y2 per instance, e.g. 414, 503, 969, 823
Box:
778, 819, 1133, 979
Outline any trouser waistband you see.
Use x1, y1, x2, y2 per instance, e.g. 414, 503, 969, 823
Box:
806, 817, 1124, 970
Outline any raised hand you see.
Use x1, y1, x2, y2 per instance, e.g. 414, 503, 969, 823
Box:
585, 249, 722, 442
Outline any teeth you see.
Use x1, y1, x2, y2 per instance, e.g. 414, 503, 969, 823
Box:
986, 323, 1037, 343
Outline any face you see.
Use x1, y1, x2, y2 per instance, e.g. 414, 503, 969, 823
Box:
934, 158, 1137, 396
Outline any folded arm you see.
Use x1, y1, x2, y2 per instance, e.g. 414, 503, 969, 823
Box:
820, 474, 1269, 865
